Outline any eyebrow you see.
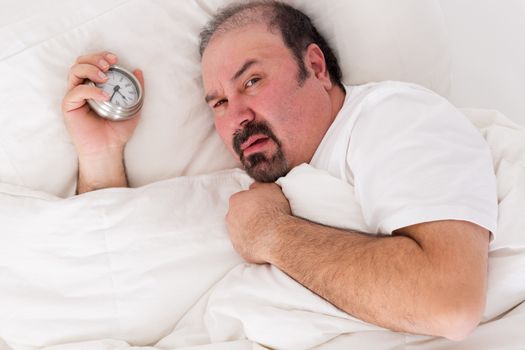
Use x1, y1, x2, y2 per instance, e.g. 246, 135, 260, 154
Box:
205, 92, 218, 104
204, 59, 260, 104
231, 59, 259, 82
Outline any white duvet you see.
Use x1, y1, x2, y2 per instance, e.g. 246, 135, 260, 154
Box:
1, 108, 524, 350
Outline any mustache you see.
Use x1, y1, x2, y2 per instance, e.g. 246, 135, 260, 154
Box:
232, 121, 281, 157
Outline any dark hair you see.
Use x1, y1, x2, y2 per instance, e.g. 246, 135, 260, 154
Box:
199, 0, 343, 88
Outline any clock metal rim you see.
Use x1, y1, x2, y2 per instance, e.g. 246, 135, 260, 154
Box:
86, 64, 144, 121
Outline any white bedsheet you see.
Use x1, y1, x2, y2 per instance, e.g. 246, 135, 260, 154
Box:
1, 108, 524, 349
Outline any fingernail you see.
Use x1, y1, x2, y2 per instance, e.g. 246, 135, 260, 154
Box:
99, 59, 109, 69
102, 90, 110, 98
106, 53, 117, 61
98, 71, 107, 79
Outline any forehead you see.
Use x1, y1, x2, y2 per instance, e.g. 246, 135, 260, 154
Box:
201, 24, 292, 86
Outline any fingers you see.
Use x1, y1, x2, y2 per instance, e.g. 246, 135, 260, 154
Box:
68, 64, 108, 91
248, 182, 281, 191
133, 69, 145, 89
249, 182, 262, 190
62, 85, 109, 113
64, 52, 145, 119
67, 52, 118, 91
75, 51, 118, 70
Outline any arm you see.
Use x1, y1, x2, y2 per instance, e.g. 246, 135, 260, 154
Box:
61, 51, 145, 194
76, 148, 129, 194
226, 183, 490, 341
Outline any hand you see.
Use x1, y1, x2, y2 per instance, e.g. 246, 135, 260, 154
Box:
62, 51, 145, 194
226, 182, 292, 264
61, 51, 145, 158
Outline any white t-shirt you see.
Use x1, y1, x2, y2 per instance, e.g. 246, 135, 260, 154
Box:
310, 81, 498, 237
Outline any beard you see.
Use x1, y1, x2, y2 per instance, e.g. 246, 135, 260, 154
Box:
232, 121, 289, 182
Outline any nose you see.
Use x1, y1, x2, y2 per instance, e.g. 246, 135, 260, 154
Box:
226, 96, 255, 128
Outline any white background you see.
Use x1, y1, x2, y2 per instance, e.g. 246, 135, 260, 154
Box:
440, 0, 525, 126
1, 0, 524, 126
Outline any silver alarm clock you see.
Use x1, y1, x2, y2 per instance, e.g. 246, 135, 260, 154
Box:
86, 65, 144, 121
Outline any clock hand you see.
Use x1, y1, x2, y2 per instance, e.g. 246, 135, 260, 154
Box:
109, 85, 120, 102
116, 90, 128, 101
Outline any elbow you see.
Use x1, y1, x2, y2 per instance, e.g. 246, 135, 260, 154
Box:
434, 296, 485, 341
439, 310, 482, 341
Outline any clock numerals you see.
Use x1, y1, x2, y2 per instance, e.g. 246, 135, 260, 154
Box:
100, 72, 139, 107
88, 65, 142, 120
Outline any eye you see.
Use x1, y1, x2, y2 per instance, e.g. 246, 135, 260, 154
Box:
213, 99, 227, 108
245, 77, 261, 88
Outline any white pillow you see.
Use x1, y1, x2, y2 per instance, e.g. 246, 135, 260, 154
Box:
0, 169, 251, 347
0, 0, 451, 197
200, 0, 451, 93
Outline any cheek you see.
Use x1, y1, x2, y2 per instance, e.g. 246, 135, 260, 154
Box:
256, 84, 298, 129
268, 87, 319, 156
214, 118, 229, 142
214, 119, 238, 155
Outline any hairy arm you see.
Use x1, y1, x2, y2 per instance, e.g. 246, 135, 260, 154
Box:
227, 183, 490, 341
270, 217, 488, 340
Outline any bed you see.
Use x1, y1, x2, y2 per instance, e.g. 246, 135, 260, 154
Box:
1, 1, 524, 349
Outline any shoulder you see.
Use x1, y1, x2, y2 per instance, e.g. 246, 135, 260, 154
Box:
346, 80, 442, 105
343, 80, 458, 136
344, 83, 497, 236
346, 80, 473, 143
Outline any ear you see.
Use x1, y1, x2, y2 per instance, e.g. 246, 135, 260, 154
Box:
304, 43, 333, 90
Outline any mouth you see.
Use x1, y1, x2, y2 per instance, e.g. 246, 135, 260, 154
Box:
241, 135, 271, 156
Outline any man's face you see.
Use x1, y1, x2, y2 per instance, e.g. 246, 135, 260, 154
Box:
202, 23, 334, 182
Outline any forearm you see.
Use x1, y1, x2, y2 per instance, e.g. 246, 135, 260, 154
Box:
267, 216, 482, 340
77, 148, 129, 194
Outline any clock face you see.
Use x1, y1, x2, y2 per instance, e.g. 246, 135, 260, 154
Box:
96, 69, 139, 107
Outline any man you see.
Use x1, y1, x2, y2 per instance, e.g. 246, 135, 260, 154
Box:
61, 0, 498, 341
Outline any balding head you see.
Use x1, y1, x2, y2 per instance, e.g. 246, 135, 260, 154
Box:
199, 0, 343, 87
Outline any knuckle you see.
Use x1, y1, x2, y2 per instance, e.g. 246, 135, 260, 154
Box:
76, 52, 104, 64
84, 64, 96, 76
61, 98, 73, 114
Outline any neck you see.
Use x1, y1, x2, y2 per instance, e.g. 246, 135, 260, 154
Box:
302, 83, 347, 166
328, 84, 346, 124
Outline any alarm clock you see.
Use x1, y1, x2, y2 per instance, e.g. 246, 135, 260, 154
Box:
86, 65, 144, 121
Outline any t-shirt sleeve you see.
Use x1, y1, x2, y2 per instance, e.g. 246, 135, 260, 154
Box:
347, 84, 498, 237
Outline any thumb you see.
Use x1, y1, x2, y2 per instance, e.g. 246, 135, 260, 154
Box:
133, 69, 145, 89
